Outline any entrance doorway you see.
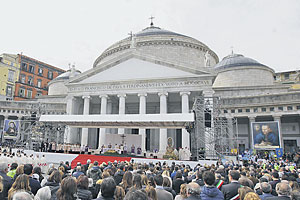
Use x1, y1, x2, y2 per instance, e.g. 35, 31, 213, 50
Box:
146, 129, 150, 151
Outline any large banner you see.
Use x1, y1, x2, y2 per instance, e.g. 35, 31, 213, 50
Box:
252, 121, 281, 149
3, 119, 19, 139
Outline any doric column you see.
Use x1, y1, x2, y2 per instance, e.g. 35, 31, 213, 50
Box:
98, 95, 108, 149
138, 93, 147, 152
118, 94, 126, 134
248, 116, 256, 149
180, 91, 190, 149
158, 92, 168, 153
81, 95, 90, 146
273, 115, 283, 150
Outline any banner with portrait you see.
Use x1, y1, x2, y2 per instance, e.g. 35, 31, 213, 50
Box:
2, 119, 19, 139
252, 121, 281, 149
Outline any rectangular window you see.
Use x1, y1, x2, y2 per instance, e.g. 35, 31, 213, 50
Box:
27, 89, 32, 98
6, 85, 13, 96
278, 106, 283, 111
19, 88, 25, 97
224, 110, 228, 113
21, 63, 27, 71
254, 108, 258, 112
38, 67, 43, 76
238, 109, 243, 113
262, 108, 267, 112
28, 76, 33, 85
246, 109, 250, 112
231, 109, 235, 113
29, 64, 35, 73
21, 74, 26, 83
37, 79, 42, 88
297, 105, 300, 110
287, 106, 293, 110
270, 107, 275, 111
8, 70, 14, 82
48, 71, 53, 79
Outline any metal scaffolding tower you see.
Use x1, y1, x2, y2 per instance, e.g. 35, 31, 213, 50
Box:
190, 95, 238, 160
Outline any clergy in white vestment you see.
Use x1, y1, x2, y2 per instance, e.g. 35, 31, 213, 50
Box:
178, 148, 183, 160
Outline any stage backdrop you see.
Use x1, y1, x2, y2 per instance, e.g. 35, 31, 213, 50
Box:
251, 121, 281, 149
3, 119, 19, 139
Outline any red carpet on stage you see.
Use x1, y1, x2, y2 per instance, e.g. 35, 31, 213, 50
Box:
71, 154, 132, 168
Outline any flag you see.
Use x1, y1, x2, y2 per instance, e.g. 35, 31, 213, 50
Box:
276, 148, 283, 158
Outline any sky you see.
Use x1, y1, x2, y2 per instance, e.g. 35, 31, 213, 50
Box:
0, 0, 299, 73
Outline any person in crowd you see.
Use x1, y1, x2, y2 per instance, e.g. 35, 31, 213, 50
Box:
186, 182, 201, 200
141, 174, 148, 189
163, 176, 176, 198
120, 171, 133, 194
12, 191, 34, 200
114, 186, 125, 200
32, 167, 43, 183
76, 175, 92, 200
266, 182, 292, 199
13, 165, 24, 181
238, 186, 253, 200
7, 163, 18, 179
34, 186, 51, 200
174, 184, 187, 200
88, 178, 97, 198
56, 176, 78, 200
0, 163, 13, 200
124, 188, 149, 200
83, 159, 91, 174
114, 165, 125, 186
200, 171, 224, 200
154, 174, 173, 200
87, 161, 102, 185
172, 171, 185, 195
221, 170, 241, 200
132, 174, 142, 190
72, 166, 84, 179
259, 182, 274, 200
23, 164, 41, 195
95, 177, 116, 200
244, 192, 261, 200
8, 174, 33, 200
145, 185, 157, 200
44, 170, 61, 200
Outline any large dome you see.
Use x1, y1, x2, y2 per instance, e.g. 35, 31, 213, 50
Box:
213, 54, 275, 88
93, 25, 219, 70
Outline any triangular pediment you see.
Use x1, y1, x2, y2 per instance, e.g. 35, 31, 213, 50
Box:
69, 52, 213, 84
79, 58, 201, 84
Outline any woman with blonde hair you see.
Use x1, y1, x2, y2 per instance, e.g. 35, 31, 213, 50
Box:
174, 183, 187, 200
238, 186, 253, 200
244, 192, 261, 200
141, 174, 148, 189
146, 185, 157, 200
13, 164, 24, 180
8, 174, 33, 200
114, 186, 125, 200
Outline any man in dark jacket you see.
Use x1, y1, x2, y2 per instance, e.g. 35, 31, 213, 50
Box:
172, 171, 185, 194
259, 182, 274, 200
200, 171, 224, 200
0, 163, 13, 200
114, 165, 125, 185
95, 177, 116, 200
87, 161, 102, 185
24, 164, 41, 195
221, 170, 241, 200
265, 182, 292, 200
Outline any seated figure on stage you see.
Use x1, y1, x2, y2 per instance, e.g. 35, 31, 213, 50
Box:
108, 143, 112, 149
123, 143, 128, 154
137, 146, 142, 154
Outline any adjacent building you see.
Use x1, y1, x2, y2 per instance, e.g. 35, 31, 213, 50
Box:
14, 54, 65, 101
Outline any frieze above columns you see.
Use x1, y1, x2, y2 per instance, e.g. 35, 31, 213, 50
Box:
68, 79, 212, 93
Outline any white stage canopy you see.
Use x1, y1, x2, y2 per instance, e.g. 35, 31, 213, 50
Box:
39, 113, 194, 128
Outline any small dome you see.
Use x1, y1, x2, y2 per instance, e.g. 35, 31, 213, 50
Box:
53, 69, 81, 81
214, 54, 269, 71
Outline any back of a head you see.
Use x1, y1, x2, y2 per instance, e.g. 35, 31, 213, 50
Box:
238, 186, 253, 200
49, 170, 62, 183
124, 189, 148, 200
261, 182, 272, 194
292, 189, 300, 200
187, 182, 201, 196
23, 164, 33, 176
94, 161, 99, 166
57, 176, 77, 199
12, 191, 33, 200
34, 186, 51, 200
276, 182, 292, 196
163, 177, 171, 187
154, 174, 163, 186
0, 163, 8, 172
203, 171, 215, 186
230, 170, 240, 181
101, 177, 116, 198
244, 192, 260, 200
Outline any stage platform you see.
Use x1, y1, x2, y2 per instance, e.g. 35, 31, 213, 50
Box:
13, 149, 216, 168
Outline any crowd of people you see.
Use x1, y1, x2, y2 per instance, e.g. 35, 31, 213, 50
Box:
1, 148, 300, 200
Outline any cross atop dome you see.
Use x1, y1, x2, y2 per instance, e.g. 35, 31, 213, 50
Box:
149, 15, 155, 26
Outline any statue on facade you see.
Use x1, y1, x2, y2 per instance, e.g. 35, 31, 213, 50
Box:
204, 50, 211, 67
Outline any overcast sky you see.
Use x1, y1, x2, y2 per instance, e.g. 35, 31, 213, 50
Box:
1, 0, 299, 73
